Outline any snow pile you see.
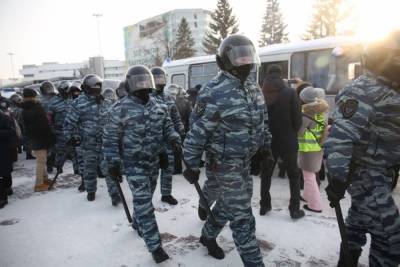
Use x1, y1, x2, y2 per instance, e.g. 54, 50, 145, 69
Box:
1, 155, 399, 267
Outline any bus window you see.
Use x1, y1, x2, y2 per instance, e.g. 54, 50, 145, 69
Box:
258, 61, 289, 85
327, 45, 362, 94
189, 62, 218, 89
290, 52, 306, 80
306, 49, 331, 89
171, 74, 186, 89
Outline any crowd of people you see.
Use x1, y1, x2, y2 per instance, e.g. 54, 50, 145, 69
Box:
0, 31, 399, 267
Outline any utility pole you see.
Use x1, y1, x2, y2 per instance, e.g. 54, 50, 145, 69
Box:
7, 52, 15, 79
93, 13, 103, 56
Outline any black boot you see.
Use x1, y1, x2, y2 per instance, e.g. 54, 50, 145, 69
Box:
152, 247, 170, 263
289, 208, 305, 219
198, 206, 207, 221
26, 153, 36, 160
161, 195, 178, 205
6, 187, 13, 196
0, 199, 7, 209
259, 203, 272, 216
200, 236, 225, 259
111, 194, 121, 206
78, 182, 85, 192
47, 165, 53, 174
87, 192, 95, 201
337, 244, 361, 267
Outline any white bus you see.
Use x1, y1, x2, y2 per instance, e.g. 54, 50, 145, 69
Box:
162, 36, 362, 102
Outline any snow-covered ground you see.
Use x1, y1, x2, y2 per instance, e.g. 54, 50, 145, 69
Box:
1, 155, 399, 267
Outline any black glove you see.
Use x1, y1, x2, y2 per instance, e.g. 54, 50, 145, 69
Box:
159, 152, 169, 170
325, 177, 348, 208
109, 163, 122, 183
67, 136, 81, 147
171, 141, 182, 156
183, 168, 200, 184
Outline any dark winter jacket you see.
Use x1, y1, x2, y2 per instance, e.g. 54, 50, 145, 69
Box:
20, 99, 56, 150
175, 93, 192, 133
262, 73, 302, 155
0, 111, 18, 176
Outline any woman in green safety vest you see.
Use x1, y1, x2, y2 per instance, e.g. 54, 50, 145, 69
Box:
298, 86, 329, 213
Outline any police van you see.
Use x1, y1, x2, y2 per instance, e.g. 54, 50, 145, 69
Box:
162, 36, 363, 107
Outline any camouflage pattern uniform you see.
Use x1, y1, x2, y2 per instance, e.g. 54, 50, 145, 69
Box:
40, 94, 55, 169
189, 97, 220, 212
48, 95, 71, 169
184, 71, 271, 267
64, 94, 111, 194
103, 95, 180, 252
325, 73, 400, 266
100, 102, 119, 199
39, 95, 53, 114
152, 91, 185, 196
65, 97, 84, 176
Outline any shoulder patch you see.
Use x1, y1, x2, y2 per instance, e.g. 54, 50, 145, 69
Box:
340, 99, 359, 119
195, 102, 206, 117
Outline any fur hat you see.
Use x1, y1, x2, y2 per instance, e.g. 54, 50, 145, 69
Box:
299, 86, 325, 103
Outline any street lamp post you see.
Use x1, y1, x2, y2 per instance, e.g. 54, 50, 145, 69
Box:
7, 52, 15, 79
93, 13, 103, 56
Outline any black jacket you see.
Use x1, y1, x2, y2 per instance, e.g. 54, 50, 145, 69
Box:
175, 94, 192, 133
20, 100, 55, 150
0, 111, 17, 176
262, 73, 302, 155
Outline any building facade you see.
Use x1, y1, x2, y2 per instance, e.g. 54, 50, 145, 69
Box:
124, 9, 211, 67
20, 57, 127, 82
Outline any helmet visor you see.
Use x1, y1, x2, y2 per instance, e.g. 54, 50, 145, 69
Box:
127, 74, 155, 91
226, 45, 260, 67
153, 74, 166, 86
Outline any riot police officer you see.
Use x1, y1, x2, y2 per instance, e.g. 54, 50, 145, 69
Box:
48, 81, 71, 174
151, 67, 185, 205
325, 31, 400, 266
64, 74, 111, 201
39, 80, 56, 172
103, 65, 180, 263
183, 34, 271, 267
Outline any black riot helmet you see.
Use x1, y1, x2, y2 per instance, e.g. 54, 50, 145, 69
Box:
125, 65, 155, 94
216, 34, 260, 82
102, 88, 116, 102
362, 30, 400, 85
81, 74, 102, 96
40, 81, 56, 96
150, 67, 167, 91
116, 81, 128, 99
10, 93, 23, 105
69, 81, 82, 99
58, 81, 71, 97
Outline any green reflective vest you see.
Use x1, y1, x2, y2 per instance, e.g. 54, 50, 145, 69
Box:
299, 113, 326, 152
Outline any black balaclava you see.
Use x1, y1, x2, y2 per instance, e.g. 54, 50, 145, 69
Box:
229, 64, 253, 83
133, 89, 150, 104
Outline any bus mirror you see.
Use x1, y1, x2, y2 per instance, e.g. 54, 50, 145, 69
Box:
348, 63, 363, 80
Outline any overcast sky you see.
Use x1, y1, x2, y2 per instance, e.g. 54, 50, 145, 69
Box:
0, 0, 399, 80
0, 0, 316, 79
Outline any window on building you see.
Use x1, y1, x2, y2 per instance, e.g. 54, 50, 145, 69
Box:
23, 74, 34, 78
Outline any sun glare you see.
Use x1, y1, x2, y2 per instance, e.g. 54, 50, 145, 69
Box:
353, 0, 400, 42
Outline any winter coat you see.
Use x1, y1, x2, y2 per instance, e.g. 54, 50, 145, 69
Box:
262, 73, 302, 155
298, 99, 329, 172
0, 111, 18, 176
175, 93, 192, 133
20, 99, 56, 150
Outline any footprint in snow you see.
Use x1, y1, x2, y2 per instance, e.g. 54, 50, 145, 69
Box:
0, 218, 20, 226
